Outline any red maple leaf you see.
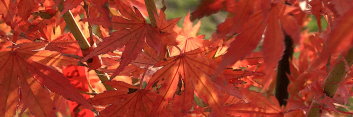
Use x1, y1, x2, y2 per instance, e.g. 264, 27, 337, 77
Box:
90, 81, 163, 117
147, 48, 227, 116
219, 2, 287, 81
82, 2, 178, 78
191, 0, 236, 20
0, 40, 93, 117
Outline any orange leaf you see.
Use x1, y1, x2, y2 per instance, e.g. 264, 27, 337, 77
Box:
0, 40, 93, 117
91, 84, 162, 117
219, 11, 267, 71
148, 48, 227, 116
82, 2, 178, 78
263, 3, 285, 75
312, 7, 353, 69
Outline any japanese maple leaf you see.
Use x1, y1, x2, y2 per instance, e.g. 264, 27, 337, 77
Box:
312, 7, 353, 69
216, 0, 261, 37
191, 0, 236, 20
219, 2, 286, 80
61, 0, 82, 15
45, 33, 82, 55
147, 48, 227, 116
225, 90, 282, 116
132, 46, 163, 68
82, 2, 178, 77
331, 0, 353, 16
169, 13, 206, 56
34, 24, 82, 57
0, 0, 38, 42
90, 81, 163, 117
0, 40, 93, 117
63, 66, 95, 117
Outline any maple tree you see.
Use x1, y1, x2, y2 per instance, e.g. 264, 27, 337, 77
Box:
1, 0, 353, 116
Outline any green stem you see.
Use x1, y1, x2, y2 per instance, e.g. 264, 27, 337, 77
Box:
324, 48, 353, 96
62, 11, 113, 91
95, 70, 113, 90
62, 11, 90, 50
307, 48, 353, 116
307, 102, 321, 117
144, 0, 158, 27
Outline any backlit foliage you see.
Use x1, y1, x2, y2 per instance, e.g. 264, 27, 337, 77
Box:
1, 0, 353, 117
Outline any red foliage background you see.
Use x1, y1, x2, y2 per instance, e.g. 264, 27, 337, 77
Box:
1, 0, 353, 117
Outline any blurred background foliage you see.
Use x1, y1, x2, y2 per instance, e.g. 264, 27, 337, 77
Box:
160, 0, 327, 38
157, 0, 353, 115
160, 0, 227, 38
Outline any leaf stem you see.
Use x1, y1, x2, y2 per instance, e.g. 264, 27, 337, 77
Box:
62, 11, 113, 91
62, 11, 90, 50
83, 0, 94, 46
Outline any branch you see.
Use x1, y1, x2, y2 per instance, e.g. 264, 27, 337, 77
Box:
275, 33, 293, 106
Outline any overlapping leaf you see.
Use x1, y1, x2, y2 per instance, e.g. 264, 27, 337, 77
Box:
219, 2, 286, 80
0, 40, 93, 117
312, 7, 353, 69
169, 13, 205, 56
225, 91, 282, 117
91, 81, 162, 117
191, 0, 236, 20
147, 48, 227, 116
82, 2, 178, 77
